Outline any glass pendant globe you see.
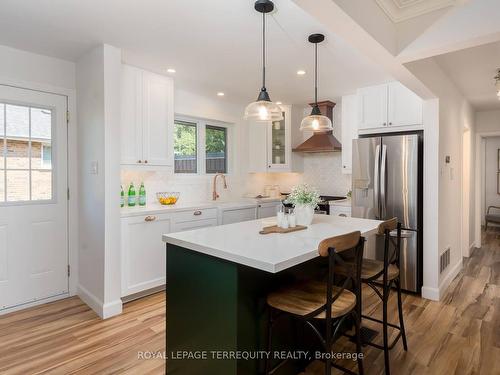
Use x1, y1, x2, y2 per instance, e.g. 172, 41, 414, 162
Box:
300, 114, 333, 132
244, 100, 283, 122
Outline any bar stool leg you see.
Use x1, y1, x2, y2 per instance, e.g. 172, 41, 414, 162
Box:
265, 309, 274, 375
353, 311, 364, 375
396, 278, 408, 351
382, 286, 391, 375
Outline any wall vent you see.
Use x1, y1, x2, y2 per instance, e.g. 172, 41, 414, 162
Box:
440, 247, 450, 274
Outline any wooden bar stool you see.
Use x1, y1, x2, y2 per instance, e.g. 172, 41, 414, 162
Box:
356, 218, 408, 375
265, 232, 365, 375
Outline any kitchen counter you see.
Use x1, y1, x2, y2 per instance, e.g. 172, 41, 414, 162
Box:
120, 197, 281, 218
329, 198, 351, 207
164, 214, 382, 374
163, 214, 381, 273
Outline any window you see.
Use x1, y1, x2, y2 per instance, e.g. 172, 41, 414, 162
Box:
174, 117, 229, 174
206, 126, 227, 174
174, 120, 197, 173
0, 103, 53, 202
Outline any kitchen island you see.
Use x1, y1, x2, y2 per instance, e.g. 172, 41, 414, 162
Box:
163, 215, 381, 374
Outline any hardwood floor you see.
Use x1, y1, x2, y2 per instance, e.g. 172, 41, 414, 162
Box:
0, 229, 498, 375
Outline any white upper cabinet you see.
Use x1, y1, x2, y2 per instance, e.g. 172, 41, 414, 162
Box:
357, 84, 388, 130
387, 82, 423, 127
120, 65, 174, 166
357, 82, 422, 131
341, 94, 358, 175
248, 104, 302, 173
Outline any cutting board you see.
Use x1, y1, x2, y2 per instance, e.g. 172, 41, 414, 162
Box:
259, 225, 307, 235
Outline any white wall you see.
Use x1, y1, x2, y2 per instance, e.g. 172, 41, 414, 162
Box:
77, 44, 122, 319
0, 45, 75, 89
484, 137, 500, 225
476, 110, 500, 133
406, 57, 474, 299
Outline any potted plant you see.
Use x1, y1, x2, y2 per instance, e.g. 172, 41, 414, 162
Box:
285, 184, 321, 225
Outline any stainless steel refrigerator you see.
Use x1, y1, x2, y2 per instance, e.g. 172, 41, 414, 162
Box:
351, 133, 422, 293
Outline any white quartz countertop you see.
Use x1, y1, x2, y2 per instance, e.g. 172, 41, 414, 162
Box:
163, 215, 382, 273
120, 197, 281, 218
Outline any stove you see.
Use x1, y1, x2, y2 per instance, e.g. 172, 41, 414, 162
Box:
282, 195, 346, 215
316, 195, 347, 215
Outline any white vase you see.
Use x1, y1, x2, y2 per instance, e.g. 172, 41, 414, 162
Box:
294, 204, 315, 226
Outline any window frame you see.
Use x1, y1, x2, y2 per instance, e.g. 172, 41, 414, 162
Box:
0, 102, 56, 205
174, 115, 231, 175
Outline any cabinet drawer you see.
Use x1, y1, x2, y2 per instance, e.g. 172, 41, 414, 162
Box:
173, 218, 218, 232
330, 206, 352, 217
221, 206, 258, 225
173, 208, 218, 223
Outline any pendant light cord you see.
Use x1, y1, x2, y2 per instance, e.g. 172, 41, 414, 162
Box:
314, 42, 318, 105
262, 11, 266, 89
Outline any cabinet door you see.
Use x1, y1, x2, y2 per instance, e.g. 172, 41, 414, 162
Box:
267, 105, 291, 171
257, 202, 280, 218
142, 71, 174, 166
247, 119, 269, 173
221, 207, 257, 225
121, 65, 143, 164
357, 84, 388, 130
341, 95, 358, 174
121, 214, 171, 296
387, 82, 423, 127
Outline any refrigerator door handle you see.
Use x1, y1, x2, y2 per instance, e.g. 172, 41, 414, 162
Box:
380, 144, 387, 219
374, 144, 380, 219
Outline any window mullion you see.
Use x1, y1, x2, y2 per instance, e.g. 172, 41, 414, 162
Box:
197, 121, 205, 175
3, 104, 6, 202
28, 107, 32, 201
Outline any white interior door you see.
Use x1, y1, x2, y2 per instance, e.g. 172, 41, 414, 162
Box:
0, 85, 68, 312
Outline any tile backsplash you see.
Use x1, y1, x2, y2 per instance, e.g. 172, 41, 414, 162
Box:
121, 153, 351, 204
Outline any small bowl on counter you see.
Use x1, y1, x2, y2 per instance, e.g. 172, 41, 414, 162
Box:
156, 192, 180, 205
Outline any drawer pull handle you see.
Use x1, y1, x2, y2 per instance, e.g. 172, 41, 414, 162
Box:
145, 215, 157, 222
193, 210, 202, 216
339, 213, 347, 217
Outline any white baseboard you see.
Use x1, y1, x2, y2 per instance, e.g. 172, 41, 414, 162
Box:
439, 260, 462, 299
102, 299, 123, 319
422, 259, 463, 301
421, 286, 439, 301
77, 284, 122, 319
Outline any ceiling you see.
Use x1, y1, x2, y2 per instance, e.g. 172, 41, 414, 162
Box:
0, 0, 391, 105
375, 0, 458, 22
435, 40, 500, 111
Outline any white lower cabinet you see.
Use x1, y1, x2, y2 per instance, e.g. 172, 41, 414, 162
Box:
220, 206, 258, 225
121, 213, 171, 297
329, 205, 352, 217
257, 202, 281, 219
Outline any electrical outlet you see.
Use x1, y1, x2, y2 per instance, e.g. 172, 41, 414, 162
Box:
90, 160, 98, 175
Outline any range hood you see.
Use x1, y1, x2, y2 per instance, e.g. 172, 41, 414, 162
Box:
292, 100, 342, 153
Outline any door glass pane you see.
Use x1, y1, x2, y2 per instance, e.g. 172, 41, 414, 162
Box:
206, 125, 227, 174
0, 171, 4, 202
6, 105, 30, 169
31, 169, 52, 200
6, 170, 29, 202
0, 103, 4, 137
174, 121, 197, 173
271, 112, 286, 165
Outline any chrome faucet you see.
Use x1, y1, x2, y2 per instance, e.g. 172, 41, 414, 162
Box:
212, 173, 228, 201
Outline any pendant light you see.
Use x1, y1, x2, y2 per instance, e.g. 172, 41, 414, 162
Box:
244, 0, 283, 122
300, 34, 333, 132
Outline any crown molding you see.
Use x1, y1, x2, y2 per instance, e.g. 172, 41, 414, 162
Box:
375, 0, 457, 23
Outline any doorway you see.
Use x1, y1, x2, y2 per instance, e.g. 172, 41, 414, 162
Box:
0, 84, 68, 313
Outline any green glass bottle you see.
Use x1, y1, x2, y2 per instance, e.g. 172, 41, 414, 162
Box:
127, 182, 136, 207
139, 182, 146, 206
120, 185, 125, 207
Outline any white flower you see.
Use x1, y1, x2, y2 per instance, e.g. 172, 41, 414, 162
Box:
285, 184, 321, 207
